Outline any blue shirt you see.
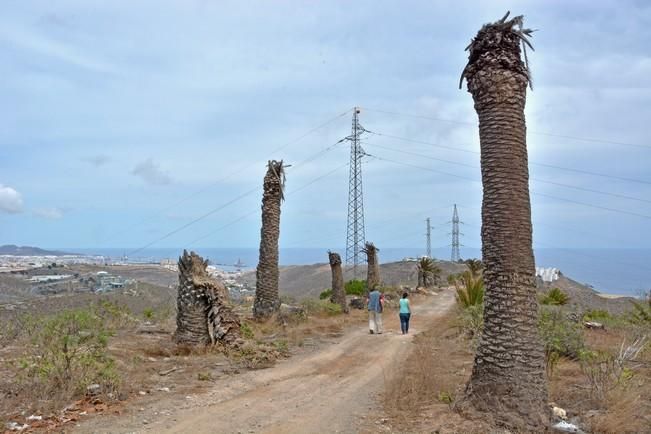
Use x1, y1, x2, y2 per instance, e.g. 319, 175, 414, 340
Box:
399, 298, 410, 314
367, 290, 381, 312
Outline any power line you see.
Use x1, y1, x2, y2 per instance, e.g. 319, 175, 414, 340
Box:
104, 108, 353, 244
365, 130, 651, 185
368, 152, 651, 221
187, 162, 350, 247
361, 107, 651, 150
363, 141, 651, 204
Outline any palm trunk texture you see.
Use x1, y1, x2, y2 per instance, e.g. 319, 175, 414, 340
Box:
254, 160, 285, 319
174, 250, 241, 346
328, 251, 348, 313
459, 13, 548, 431
364, 242, 380, 291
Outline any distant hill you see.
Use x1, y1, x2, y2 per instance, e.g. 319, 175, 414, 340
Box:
0, 245, 73, 256
240, 260, 468, 300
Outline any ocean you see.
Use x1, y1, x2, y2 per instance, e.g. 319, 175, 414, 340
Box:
68, 247, 650, 297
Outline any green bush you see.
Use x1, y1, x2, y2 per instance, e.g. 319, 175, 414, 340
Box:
583, 309, 611, 322
345, 279, 366, 296
540, 287, 570, 306
629, 292, 650, 325
19, 308, 120, 399
301, 299, 343, 316
319, 288, 333, 300
240, 322, 255, 339
538, 307, 585, 360
143, 307, 155, 320
455, 272, 484, 308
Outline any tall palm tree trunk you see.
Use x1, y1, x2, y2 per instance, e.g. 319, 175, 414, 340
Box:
363, 242, 380, 291
328, 251, 348, 313
459, 13, 547, 430
254, 160, 285, 320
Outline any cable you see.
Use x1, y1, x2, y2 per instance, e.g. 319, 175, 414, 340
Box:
104, 108, 353, 244
369, 152, 651, 220
187, 162, 350, 247
362, 107, 651, 150
364, 141, 651, 204
365, 130, 651, 186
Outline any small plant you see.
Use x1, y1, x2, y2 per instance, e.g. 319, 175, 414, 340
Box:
540, 287, 570, 306
583, 309, 611, 322
301, 299, 343, 316
197, 372, 213, 381
538, 307, 585, 360
458, 304, 484, 341
345, 279, 366, 296
319, 288, 333, 300
240, 322, 255, 340
273, 339, 290, 356
143, 307, 155, 320
629, 291, 650, 325
454, 272, 484, 308
437, 390, 454, 404
18, 308, 120, 405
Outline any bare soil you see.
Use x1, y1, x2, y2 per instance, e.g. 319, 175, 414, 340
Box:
70, 291, 455, 434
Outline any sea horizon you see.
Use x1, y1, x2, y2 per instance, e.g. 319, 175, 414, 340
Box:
60, 247, 650, 297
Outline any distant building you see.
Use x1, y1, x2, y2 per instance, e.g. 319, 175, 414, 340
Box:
536, 267, 560, 283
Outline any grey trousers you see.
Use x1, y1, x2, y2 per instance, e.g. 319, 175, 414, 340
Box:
368, 311, 383, 333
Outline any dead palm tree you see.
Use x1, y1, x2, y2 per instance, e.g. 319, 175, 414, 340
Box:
174, 250, 241, 346
254, 160, 286, 320
328, 251, 348, 313
362, 242, 380, 291
458, 12, 547, 430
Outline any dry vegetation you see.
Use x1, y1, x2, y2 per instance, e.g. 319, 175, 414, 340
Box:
0, 294, 367, 432
380, 299, 651, 433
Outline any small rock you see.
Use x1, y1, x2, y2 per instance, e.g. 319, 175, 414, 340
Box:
139, 391, 147, 396
143, 420, 149, 425
86, 384, 101, 396
552, 405, 567, 420
5, 422, 29, 431
147, 357, 157, 362
157, 387, 170, 392
26, 415, 42, 421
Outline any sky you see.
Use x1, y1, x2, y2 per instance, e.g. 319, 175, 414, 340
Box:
1, 0, 650, 252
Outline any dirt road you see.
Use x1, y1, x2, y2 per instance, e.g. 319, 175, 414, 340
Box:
77, 291, 454, 434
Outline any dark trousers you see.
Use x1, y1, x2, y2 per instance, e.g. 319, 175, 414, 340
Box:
399, 313, 411, 334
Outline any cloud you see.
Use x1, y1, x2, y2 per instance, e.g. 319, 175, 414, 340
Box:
82, 155, 110, 167
0, 184, 23, 214
131, 158, 172, 185
33, 207, 64, 219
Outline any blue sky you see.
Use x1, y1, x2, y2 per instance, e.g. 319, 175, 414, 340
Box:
1, 0, 650, 250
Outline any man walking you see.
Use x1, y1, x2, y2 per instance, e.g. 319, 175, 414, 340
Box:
367, 286, 384, 334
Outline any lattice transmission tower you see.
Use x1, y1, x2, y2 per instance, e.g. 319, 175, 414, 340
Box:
425, 217, 433, 258
451, 204, 463, 262
345, 107, 368, 278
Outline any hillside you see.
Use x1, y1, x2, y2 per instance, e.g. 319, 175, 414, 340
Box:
241, 260, 468, 299
0, 245, 73, 256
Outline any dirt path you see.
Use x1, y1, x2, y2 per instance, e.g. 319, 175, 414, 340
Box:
77, 291, 454, 434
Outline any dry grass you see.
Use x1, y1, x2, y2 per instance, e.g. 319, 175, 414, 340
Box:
380, 312, 492, 433
380, 309, 651, 433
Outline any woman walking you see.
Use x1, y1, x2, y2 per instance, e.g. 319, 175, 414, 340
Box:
399, 292, 411, 334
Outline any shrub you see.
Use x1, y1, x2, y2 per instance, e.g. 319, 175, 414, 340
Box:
458, 304, 483, 341
540, 287, 570, 306
301, 299, 343, 316
454, 272, 484, 308
143, 307, 155, 320
240, 322, 255, 339
583, 309, 612, 322
319, 288, 333, 300
19, 308, 120, 403
538, 307, 585, 359
345, 279, 366, 296
629, 291, 650, 325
